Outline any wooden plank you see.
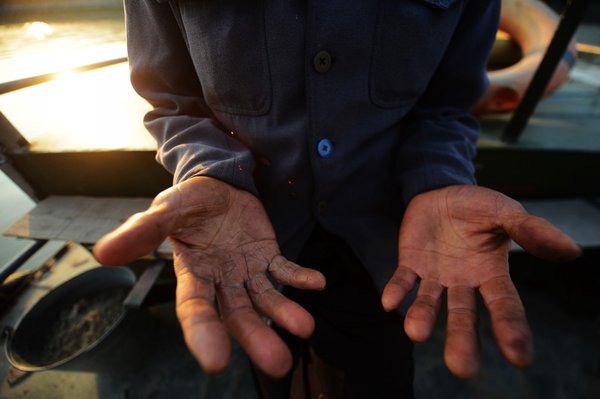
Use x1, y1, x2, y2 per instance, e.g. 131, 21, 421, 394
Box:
480, 114, 600, 151
3, 196, 171, 256
520, 198, 600, 248
534, 85, 600, 117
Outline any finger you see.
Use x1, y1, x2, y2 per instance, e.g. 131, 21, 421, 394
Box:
175, 267, 231, 374
219, 284, 292, 378
382, 266, 418, 312
268, 255, 326, 290
247, 273, 315, 338
444, 286, 480, 379
502, 211, 581, 262
480, 275, 533, 368
404, 279, 443, 342
93, 209, 173, 265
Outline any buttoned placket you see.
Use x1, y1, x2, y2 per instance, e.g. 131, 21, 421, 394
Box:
304, 1, 378, 220
306, 10, 337, 216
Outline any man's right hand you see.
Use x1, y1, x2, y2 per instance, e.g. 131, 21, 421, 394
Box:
93, 177, 326, 377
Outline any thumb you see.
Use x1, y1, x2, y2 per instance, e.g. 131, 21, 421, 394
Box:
503, 212, 582, 262
93, 207, 173, 265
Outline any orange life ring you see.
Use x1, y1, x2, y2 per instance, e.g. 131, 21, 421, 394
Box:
472, 0, 577, 115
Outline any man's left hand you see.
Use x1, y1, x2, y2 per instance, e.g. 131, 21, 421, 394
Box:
381, 185, 581, 378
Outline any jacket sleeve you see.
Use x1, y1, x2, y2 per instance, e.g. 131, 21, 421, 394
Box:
125, 0, 258, 194
395, 0, 500, 204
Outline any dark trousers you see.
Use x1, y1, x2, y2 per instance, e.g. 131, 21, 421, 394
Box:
255, 226, 414, 399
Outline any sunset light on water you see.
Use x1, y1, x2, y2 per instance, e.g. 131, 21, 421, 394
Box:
23, 21, 54, 39
0, 10, 153, 151
0, 64, 154, 151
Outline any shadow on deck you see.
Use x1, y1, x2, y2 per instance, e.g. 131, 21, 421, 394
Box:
414, 249, 600, 399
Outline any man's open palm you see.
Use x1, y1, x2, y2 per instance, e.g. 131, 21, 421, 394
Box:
382, 185, 581, 378
93, 177, 325, 377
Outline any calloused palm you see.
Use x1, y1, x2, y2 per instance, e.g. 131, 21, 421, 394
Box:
93, 177, 325, 377
382, 185, 581, 378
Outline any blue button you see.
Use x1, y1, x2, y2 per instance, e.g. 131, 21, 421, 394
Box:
317, 138, 333, 158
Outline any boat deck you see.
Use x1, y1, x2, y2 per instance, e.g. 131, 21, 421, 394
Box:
0, 4, 599, 399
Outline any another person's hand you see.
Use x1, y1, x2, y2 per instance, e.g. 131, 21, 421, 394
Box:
93, 177, 326, 377
382, 185, 581, 378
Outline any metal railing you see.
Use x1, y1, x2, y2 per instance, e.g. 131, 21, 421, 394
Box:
0, 57, 127, 95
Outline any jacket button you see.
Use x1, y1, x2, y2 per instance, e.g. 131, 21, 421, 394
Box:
317, 138, 333, 158
313, 50, 332, 73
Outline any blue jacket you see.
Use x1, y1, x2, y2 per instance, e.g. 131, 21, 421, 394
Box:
125, 0, 500, 293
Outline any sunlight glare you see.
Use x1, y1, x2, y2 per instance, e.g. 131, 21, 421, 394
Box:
0, 63, 154, 151
23, 21, 54, 40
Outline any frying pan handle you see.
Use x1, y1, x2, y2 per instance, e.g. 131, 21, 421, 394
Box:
122, 261, 166, 309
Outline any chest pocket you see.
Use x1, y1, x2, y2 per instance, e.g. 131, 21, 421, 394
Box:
370, 0, 463, 108
172, 0, 271, 116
